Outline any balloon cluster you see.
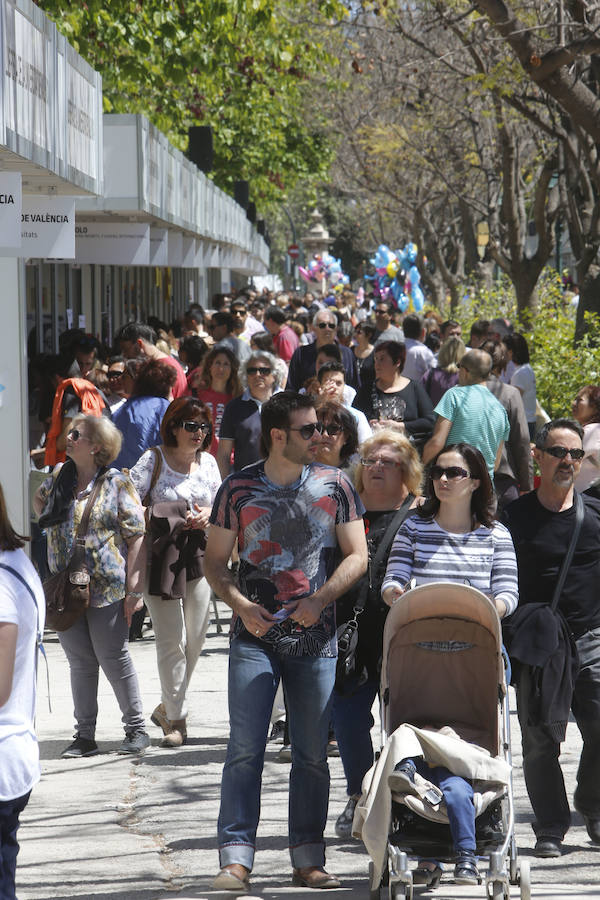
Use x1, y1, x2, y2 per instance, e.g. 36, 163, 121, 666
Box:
367, 243, 425, 312
299, 252, 350, 289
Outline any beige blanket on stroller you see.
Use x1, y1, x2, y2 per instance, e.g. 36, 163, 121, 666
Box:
353, 724, 511, 883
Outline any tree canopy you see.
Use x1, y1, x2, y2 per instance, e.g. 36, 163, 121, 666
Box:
36, 0, 348, 207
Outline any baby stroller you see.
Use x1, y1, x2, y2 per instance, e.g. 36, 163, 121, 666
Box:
354, 582, 531, 900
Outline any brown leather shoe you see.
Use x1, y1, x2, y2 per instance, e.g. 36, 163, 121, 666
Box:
150, 703, 171, 736
292, 866, 341, 889
212, 864, 250, 892
160, 719, 187, 748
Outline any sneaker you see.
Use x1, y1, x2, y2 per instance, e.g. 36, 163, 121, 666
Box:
118, 729, 150, 755
454, 851, 480, 885
335, 794, 359, 838
534, 837, 562, 858
277, 744, 292, 762
268, 720, 286, 743
388, 759, 418, 795
61, 734, 99, 759
327, 739, 340, 757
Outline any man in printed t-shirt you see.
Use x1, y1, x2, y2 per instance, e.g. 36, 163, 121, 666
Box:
205, 391, 367, 892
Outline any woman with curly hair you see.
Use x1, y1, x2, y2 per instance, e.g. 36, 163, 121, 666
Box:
112, 359, 177, 470
195, 346, 242, 456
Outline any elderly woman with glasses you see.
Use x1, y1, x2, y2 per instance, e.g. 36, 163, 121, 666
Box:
216, 351, 284, 478
130, 398, 221, 748
34, 415, 149, 758
332, 431, 423, 839
379, 443, 518, 886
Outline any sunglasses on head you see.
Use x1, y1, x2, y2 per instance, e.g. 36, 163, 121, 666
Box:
179, 421, 210, 434
288, 422, 325, 440
316, 322, 336, 330
67, 428, 89, 442
246, 366, 272, 376
542, 446, 585, 460
430, 465, 470, 481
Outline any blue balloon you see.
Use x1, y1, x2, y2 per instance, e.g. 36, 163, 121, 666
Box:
411, 284, 425, 311
408, 265, 420, 287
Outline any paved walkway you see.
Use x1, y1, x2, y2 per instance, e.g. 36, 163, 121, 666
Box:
17, 604, 600, 899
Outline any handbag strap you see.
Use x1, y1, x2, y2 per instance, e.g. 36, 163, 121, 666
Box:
354, 493, 415, 615
551, 491, 584, 612
142, 447, 162, 507
75, 467, 108, 544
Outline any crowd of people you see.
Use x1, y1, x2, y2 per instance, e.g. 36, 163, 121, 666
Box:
2, 285, 599, 895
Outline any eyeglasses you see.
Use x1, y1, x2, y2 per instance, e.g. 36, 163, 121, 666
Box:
430, 465, 470, 481
318, 422, 343, 436
360, 457, 401, 469
316, 322, 336, 330
107, 370, 125, 380
288, 422, 325, 439
375, 309, 389, 315
67, 429, 90, 442
541, 446, 585, 460
246, 366, 272, 376
179, 421, 211, 434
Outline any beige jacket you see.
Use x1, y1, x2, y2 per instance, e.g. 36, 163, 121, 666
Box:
353, 724, 511, 883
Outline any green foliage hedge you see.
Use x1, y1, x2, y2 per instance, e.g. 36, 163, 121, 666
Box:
449, 272, 600, 419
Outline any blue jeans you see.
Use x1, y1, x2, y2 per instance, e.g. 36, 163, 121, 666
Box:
218, 637, 336, 871
413, 760, 476, 853
332, 678, 379, 797
0, 792, 30, 900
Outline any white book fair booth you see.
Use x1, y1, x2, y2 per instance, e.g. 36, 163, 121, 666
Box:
0, 0, 269, 534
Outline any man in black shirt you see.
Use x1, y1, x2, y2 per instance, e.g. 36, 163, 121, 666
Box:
505, 418, 600, 858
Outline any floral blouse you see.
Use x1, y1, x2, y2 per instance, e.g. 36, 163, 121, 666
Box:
129, 447, 221, 512
39, 467, 145, 607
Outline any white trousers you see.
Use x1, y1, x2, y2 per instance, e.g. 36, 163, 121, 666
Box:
145, 576, 211, 721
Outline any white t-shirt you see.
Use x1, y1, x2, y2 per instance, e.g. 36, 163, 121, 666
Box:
129, 447, 221, 510
510, 363, 536, 422
0, 548, 45, 801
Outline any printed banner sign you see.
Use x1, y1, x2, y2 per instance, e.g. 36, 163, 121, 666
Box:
0, 195, 75, 258
0, 173, 22, 247
75, 222, 150, 265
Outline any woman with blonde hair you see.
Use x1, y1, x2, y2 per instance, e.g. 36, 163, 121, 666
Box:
34, 414, 149, 758
422, 334, 466, 406
332, 430, 423, 838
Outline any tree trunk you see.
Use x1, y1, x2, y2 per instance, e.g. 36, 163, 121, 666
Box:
575, 262, 600, 342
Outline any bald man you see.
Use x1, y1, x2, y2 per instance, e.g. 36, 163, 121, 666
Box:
422, 349, 510, 478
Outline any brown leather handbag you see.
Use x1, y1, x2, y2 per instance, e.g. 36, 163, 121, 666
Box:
43, 471, 107, 632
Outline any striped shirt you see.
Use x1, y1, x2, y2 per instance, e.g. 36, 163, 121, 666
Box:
381, 514, 519, 616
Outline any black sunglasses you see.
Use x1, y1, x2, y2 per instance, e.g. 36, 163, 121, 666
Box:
107, 370, 125, 380
542, 446, 585, 460
318, 422, 343, 436
179, 421, 211, 434
430, 465, 470, 481
232, 308, 247, 316
246, 366, 272, 376
67, 428, 89, 442
316, 322, 336, 330
288, 422, 325, 440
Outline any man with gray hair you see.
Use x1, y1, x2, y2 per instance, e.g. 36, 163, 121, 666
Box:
422, 349, 509, 478
286, 308, 359, 392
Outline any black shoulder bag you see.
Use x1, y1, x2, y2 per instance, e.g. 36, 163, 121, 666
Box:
335, 494, 415, 694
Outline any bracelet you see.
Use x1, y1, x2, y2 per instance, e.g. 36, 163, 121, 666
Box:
125, 591, 143, 600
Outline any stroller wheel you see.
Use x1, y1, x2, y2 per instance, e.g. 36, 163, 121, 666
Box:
390, 884, 412, 900
519, 860, 531, 900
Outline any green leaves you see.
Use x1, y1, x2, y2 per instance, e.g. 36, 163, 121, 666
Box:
36, 0, 347, 207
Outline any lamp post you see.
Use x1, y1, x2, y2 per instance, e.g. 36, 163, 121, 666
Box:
301, 209, 331, 295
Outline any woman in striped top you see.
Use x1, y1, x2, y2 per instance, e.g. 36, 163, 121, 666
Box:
381, 442, 518, 617
380, 443, 518, 886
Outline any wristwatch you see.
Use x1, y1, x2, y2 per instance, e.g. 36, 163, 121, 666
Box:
125, 590, 144, 600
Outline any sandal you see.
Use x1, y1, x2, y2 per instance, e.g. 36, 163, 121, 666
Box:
412, 863, 442, 888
